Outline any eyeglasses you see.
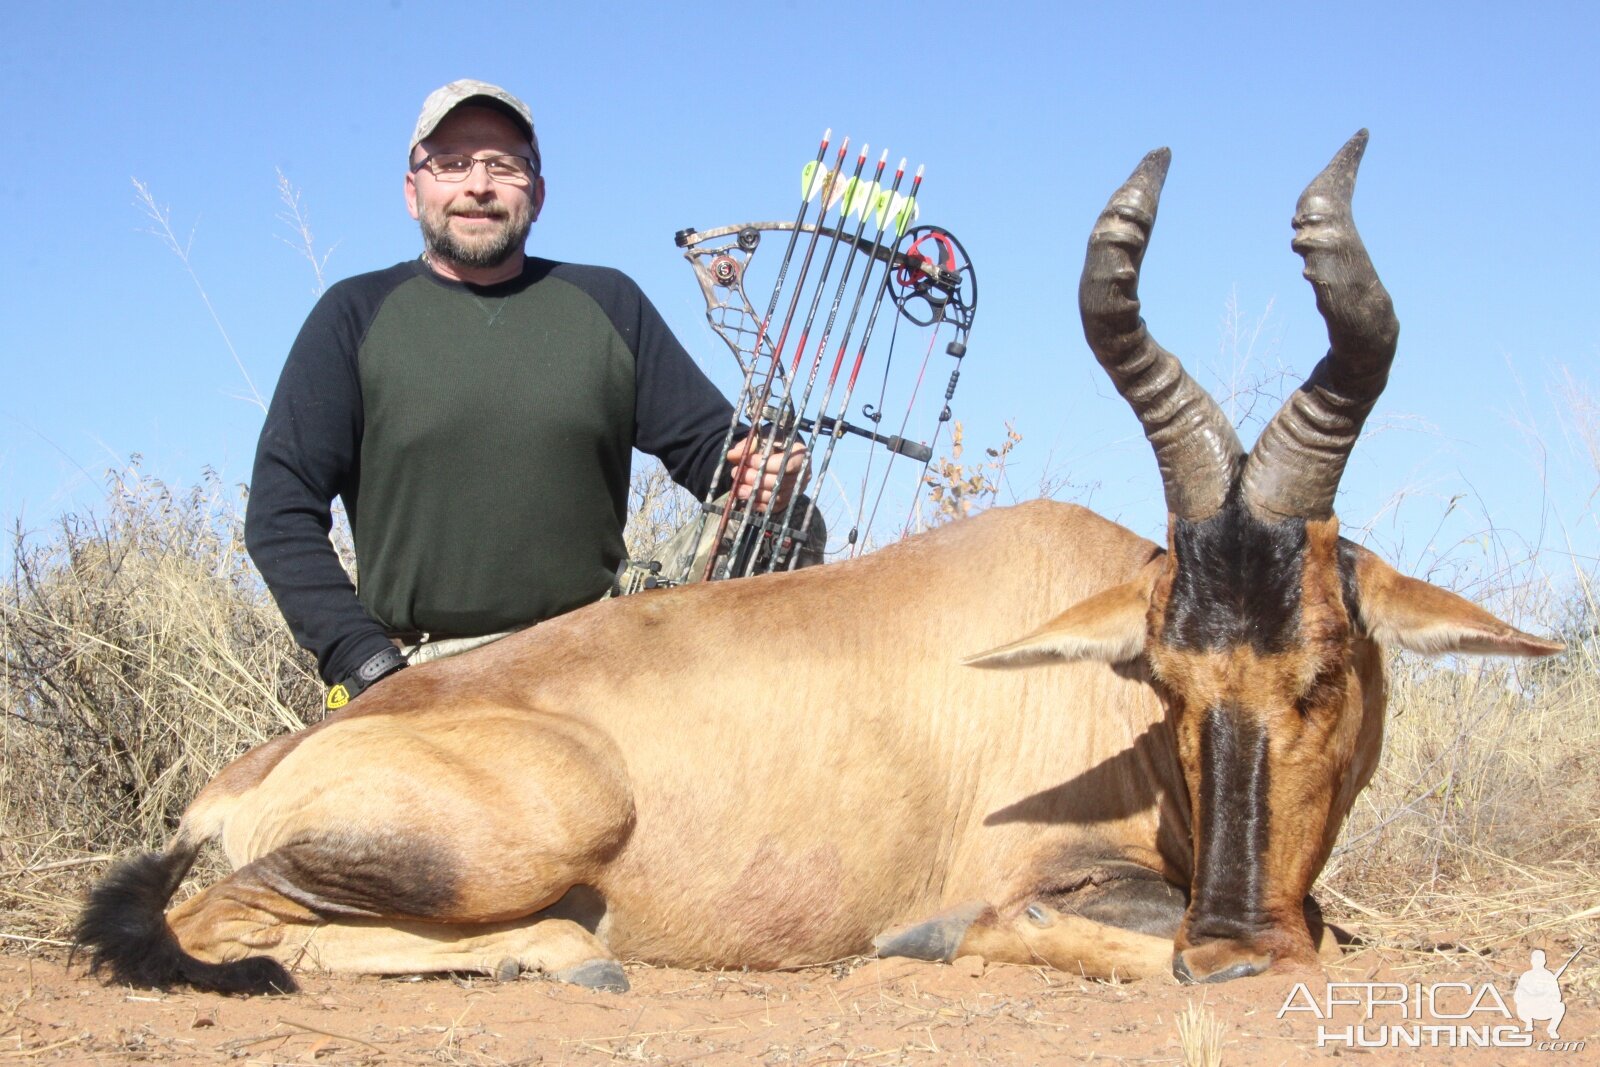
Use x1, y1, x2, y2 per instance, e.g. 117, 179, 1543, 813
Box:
411, 153, 539, 186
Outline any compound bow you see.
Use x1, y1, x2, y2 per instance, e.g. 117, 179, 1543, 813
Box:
621, 132, 977, 591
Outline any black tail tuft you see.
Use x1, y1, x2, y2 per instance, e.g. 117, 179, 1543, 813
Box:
74, 846, 296, 995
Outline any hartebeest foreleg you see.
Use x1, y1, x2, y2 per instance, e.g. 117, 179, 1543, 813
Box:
876, 864, 1189, 981
874, 900, 1174, 980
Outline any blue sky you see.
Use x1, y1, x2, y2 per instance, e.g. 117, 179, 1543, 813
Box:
2, 2, 1595, 602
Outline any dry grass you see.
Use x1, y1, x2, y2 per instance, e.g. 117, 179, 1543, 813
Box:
1, 466, 322, 936
1174, 999, 1225, 1067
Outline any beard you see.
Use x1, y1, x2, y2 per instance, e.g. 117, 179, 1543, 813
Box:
418, 199, 533, 271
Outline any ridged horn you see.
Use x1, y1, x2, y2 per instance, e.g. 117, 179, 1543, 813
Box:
1240, 130, 1400, 520
1081, 149, 1243, 522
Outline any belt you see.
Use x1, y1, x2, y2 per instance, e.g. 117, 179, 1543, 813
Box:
385, 630, 473, 645
386, 625, 531, 646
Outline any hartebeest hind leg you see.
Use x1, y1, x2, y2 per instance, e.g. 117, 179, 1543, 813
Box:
166, 708, 636, 989
77, 705, 639, 993
166, 876, 627, 989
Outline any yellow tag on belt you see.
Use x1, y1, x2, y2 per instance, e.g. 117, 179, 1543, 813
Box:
325, 684, 351, 710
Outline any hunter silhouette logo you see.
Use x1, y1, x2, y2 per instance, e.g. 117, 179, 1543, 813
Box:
1515, 948, 1580, 1040
1278, 945, 1587, 1051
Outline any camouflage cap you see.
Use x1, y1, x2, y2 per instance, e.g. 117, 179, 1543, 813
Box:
410, 80, 538, 160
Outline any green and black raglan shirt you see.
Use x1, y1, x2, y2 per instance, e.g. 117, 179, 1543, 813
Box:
245, 257, 733, 685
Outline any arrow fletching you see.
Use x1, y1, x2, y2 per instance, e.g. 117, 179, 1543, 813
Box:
842, 176, 878, 219
801, 160, 830, 202
893, 194, 919, 236
826, 169, 851, 211
874, 189, 919, 234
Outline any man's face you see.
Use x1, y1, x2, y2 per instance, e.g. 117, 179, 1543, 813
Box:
405, 106, 545, 272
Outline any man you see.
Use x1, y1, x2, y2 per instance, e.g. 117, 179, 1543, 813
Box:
246, 80, 805, 710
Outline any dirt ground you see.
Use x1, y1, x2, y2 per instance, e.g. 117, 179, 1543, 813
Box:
1, 942, 1593, 1066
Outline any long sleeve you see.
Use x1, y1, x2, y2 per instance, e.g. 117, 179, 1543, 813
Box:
245, 267, 412, 684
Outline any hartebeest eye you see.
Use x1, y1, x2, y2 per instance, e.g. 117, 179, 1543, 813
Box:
1292, 662, 1346, 720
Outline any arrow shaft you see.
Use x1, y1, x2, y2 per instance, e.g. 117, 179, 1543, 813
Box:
781, 161, 916, 568
717, 140, 864, 578
703, 135, 849, 580
839, 168, 928, 556
737, 149, 889, 576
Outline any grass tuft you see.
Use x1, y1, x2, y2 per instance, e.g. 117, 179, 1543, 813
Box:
1174, 999, 1225, 1067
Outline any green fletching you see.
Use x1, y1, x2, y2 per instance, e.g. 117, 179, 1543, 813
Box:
801, 160, 826, 201
875, 189, 918, 233
893, 194, 919, 236
844, 177, 879, 220
872, 188, 893, 229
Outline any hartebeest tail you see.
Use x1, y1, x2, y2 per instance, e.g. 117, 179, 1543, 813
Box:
74, 838, 294, 994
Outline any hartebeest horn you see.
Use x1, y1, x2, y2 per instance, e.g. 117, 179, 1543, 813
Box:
1081, 149, 1244, 522
1240, 130, 1400, 520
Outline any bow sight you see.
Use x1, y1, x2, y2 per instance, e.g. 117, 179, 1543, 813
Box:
617, 134, 977, 594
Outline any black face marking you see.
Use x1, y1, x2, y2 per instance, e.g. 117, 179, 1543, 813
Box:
1187, 704, 1271, 941
1163, 491, 1308, 653
250, 830, 459, 919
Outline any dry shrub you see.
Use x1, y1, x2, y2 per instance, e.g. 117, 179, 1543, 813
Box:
622, 461, 701, 564
0, 466, 321, 937
922, 420, 1022, 526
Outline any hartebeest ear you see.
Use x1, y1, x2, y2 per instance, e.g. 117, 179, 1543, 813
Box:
1348, 544, 1565, 657
964, 558, 1161, 668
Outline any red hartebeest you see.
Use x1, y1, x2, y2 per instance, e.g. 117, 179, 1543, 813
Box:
77, 132, 1561, 992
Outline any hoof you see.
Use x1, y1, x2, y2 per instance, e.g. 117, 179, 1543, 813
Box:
1172, 941, 1272, 984
1173, 956, 1262, 984
493, 957, 521, 982
554, 959, 629, 993
873, 902, 987, 963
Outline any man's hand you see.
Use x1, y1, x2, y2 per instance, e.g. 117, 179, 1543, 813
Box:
726, 433, 810, 513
